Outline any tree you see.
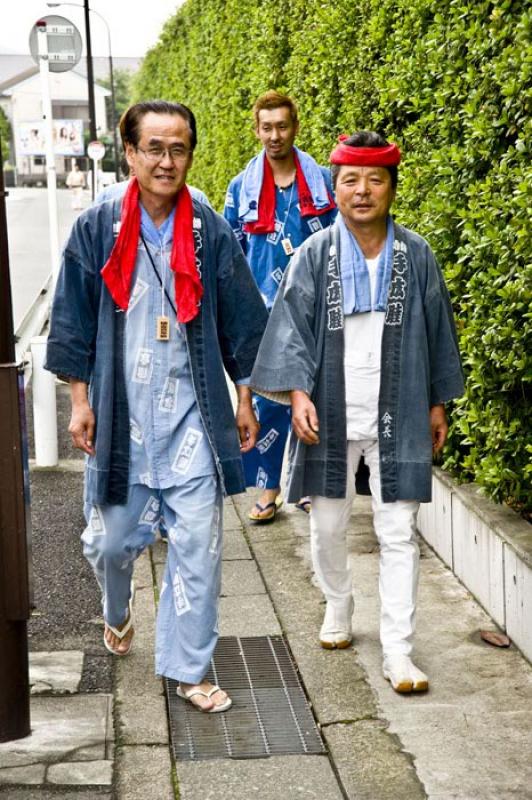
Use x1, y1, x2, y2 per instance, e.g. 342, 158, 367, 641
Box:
99, 68, 134, 129
0, 108, 11, 161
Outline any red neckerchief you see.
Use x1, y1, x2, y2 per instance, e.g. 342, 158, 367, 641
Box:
101, 178, 203, 323
244, 150, 335, 234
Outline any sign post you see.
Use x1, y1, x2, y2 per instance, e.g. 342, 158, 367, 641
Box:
87, 140, 106, 198
0, 135, 31, 744
29, 15, 82, 287
35, 21, 60, 286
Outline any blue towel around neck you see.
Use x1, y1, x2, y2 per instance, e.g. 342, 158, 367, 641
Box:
338, 215, 394, 315
238, 146, 331, 223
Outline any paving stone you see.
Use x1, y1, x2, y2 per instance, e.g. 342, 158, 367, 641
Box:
219, 595, 281, 636
222, 526, 252, 560
222, 503, 242, 531
0, 763, 45, 785
65, 744, 109, 762
116, 745, 173, 800
149, 539, 168, 567
47, 759, 113, 785
177, 755, 344, 800
115, 651, 163, 701
221, 560, 265, 596
0, 695, 111, 769
29, 650, 84, 695
289, 632, 377, 725
117, 693, 168, 745
0, 791, 111, 799
324, 720, 426, 800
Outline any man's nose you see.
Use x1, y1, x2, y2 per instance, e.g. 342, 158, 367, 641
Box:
160, 150, 174, 166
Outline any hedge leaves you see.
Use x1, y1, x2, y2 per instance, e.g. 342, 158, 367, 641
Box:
134, 0, 531, 514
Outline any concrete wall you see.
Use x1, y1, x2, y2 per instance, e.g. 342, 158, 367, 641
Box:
417, 469, 532, 662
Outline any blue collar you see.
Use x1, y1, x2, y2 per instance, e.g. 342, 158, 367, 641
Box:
140, 203, 175, 248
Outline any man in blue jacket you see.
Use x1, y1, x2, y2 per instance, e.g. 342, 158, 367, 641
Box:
46, 100, 268, 713
224, 91, 337, 523
250, 132, 464, 693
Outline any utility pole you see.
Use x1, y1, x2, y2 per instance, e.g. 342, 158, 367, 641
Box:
83, 0, 97, 199
0, 135, 31, 743
108, 46, 120, 182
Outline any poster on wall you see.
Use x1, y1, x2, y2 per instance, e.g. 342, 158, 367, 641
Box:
17, 119, 84, 156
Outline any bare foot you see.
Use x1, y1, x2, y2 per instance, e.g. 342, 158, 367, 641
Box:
179, 681, 230, 711
249, 488, 281, 520
104, 613, 134, 655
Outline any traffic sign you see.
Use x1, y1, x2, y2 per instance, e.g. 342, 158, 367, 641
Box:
29, 15, 82, 73
87, 141, 106, 162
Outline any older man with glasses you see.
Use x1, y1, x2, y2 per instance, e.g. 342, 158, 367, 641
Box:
46, 100, 268, 713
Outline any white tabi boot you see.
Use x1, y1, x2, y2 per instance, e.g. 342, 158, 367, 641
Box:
382, 654, 429, 694
319, 596, 354, 649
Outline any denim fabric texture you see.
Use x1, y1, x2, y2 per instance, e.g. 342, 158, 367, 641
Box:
45, 197, 268, 505
251, 219, 465, 503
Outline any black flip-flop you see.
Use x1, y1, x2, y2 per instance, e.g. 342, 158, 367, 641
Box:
295, 499, 312, 514
248, 497, 283, 524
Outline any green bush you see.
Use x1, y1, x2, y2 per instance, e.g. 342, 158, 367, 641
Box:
133, 0, 532, 514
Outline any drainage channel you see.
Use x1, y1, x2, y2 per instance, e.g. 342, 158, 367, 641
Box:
165, 635, 325, 761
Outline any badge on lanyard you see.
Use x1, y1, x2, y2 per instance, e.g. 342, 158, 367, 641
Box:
281, 237, 294, 256
156, 315, 170, 341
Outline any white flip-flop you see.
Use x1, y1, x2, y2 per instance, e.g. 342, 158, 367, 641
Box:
103, 583, 135, 657
176, 684, 232, 713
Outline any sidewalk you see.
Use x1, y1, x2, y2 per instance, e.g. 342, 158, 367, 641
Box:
1, 385, 532, 798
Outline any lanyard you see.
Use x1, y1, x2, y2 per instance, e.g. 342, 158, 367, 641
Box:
139, 232, 177, 315
278, 180, 295, 240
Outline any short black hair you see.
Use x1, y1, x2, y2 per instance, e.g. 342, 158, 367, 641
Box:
119, 100, 197, 151
331, 131, 398, 189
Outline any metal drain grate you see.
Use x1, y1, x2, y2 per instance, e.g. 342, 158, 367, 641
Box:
165, 635, 325, 761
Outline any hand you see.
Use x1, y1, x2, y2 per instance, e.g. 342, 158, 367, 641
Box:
291, 390, 320, 445
430, 404, 448, 453
236, 399, 260, 452
69, 402, 96, 455
235, 385, 259, 452
69, 380, 95, 456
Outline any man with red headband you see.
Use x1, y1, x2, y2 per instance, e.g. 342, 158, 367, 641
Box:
224, 91, 336, 523
46, 101, 268, 712
250, 131, 464, 693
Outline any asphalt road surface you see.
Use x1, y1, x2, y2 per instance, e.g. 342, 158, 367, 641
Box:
6, 186, 87, 328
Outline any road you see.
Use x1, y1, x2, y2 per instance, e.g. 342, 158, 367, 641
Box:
5, 186, 87, 328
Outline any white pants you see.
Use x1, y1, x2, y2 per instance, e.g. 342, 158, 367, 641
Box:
310, 440, 420, 655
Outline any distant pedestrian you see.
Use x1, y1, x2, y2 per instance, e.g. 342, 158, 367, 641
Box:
250, 131, 464, 693
66, 163, 85, 209
224, 91, 336, 523
46, 100, 267, 712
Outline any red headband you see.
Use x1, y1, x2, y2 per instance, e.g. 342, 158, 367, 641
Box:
329, 135, 401, 166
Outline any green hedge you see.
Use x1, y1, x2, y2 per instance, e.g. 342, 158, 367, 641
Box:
134, 0, 532, 514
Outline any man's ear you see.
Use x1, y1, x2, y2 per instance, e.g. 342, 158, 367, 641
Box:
125, 143, 135, 170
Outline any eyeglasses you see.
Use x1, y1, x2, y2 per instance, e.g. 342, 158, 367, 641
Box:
136, 144, 191, 163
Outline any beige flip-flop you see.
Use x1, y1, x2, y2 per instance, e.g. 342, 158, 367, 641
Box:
176, 684, 232, 713
103, 583, 135, 656
248, 496, 283, 524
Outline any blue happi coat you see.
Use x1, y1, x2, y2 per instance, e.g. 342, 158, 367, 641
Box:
224, 163, 337, 309
250, 219, 465, 503
224, 152, 337, 491
45, 196, 268, 504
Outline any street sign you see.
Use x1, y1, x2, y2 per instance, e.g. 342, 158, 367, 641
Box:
29, 15, 82, 73
88, 141, 106, 161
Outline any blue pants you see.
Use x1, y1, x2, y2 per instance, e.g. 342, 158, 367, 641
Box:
243, 394, 291, 490
82, 475, 223, 684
